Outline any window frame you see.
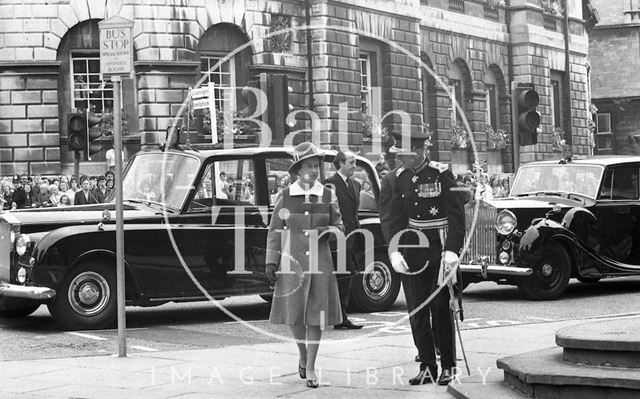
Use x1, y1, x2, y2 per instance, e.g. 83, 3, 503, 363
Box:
359, 52, 373, 115
200, 53, 237, 113
69, 51, 115, 113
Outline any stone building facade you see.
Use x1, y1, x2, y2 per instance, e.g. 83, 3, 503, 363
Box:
589, 0, 640, 155
0, 0, 596, 176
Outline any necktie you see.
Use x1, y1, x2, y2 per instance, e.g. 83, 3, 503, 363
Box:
347, 178, 354, 194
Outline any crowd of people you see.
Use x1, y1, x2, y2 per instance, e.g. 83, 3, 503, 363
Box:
0, 171, 116, 210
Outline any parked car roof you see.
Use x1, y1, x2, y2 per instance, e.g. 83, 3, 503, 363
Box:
523, 155, 640, 167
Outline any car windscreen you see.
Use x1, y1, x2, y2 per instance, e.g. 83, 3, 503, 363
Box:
119, 152, 200, 209
511, 164, 603, 199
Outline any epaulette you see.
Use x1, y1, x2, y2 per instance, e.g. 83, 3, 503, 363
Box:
395, 167, 405, 177
428, 161, 449, 173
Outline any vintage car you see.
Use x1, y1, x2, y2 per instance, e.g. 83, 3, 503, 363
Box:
461, 156, 640, 300
0, 145, 399, 330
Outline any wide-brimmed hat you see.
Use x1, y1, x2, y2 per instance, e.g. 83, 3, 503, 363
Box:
389, 131, 430, 154
289, 142, 324, 173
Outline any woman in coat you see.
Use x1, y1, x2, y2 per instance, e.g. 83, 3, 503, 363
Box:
265, 142, 344, 388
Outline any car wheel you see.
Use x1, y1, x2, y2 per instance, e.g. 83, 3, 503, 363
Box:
518, 243, 571, 300
0, 297, 41, 318
47, 262, 117, 330
350, 251, 401, 312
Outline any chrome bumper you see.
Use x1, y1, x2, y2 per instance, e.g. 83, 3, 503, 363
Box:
0, 283, 56, 300
460, 264, 533, 277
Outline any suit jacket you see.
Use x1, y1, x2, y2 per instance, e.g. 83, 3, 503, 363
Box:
74, 190, 99, 205
93, 188, 108, 203
324, 173, 360, 249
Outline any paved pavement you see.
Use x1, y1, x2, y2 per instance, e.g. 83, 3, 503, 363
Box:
2, 315, 635, 399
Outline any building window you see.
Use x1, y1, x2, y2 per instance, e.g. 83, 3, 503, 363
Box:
450, 79, 463, 123
360, 53, 372, 115
596, 113, 613, 151
200, 54, 236, 112
486, 84, 498, 129
551, 75, 562, 128
71, 53, 113, 113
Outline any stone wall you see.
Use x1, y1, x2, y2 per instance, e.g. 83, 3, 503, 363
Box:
0, 0, 594, 175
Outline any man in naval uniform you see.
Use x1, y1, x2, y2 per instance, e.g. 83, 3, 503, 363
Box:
382, 131, 465, 385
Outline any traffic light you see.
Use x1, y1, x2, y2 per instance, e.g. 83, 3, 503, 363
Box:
267, 74, 291, 144
67, 112, 86, 151
513, 83, 540, 146
66, 111, 103, 159
85, 111, 103, 160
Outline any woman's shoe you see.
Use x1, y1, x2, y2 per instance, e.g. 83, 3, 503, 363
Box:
306, 379, 319, 388
298, 365, 306, 379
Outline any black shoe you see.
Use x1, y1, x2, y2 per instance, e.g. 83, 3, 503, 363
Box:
437, 368, 454, 386
409, 365, 437, 385
333, 319, 363, 330
298, 365, 306, 379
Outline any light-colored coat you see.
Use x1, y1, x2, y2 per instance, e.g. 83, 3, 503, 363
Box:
266, 181, 344, 327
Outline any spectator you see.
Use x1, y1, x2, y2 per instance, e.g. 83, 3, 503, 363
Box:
105, 145, 125, 173
1, 181, 13, 210
93, 175, 108, 203
11, 175, 27, 209
35, 182, 51, 207
89, 176, 97, 191
74, 176, 99, 205
375, 155, 391, 178
58, 194, 71, 207
216, 172, 230, 199
359, 180, 377, 210
65, 180, 78, 205
48, 184, 63, 206
106, 178, 115, 198
474, 173, 494, 200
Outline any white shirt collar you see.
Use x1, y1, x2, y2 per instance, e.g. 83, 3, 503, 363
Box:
337, 171, 349, 182
289, 180, 324, 197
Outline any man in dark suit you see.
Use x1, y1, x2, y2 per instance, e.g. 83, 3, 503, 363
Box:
324, 150, 363, 330
74, 175, 99, 205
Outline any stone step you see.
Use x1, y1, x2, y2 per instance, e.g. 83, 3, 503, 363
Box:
447, 375, 530, 399
497, 347, 640, 399
555, 318, 640, 368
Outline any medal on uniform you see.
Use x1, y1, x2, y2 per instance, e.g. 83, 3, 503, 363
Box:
417, 181, 441, 198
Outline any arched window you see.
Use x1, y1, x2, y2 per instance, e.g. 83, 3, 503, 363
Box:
485, 69, 499, 129
197, 24, 252, 114
57, 19, 138, 163
449, 63, 465, 124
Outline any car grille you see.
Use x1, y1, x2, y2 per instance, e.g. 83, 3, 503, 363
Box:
462, 202, 496, 264
0, 222, 10, 282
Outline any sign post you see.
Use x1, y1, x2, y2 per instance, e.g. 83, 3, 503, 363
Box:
99, 16, 134, 358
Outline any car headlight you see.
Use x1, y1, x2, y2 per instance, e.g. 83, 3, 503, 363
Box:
16, 234, 30, 256
496, 210, 517, 235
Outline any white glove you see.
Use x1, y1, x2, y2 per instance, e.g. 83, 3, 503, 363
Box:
389, 252, 409, 274
439, 250, 459, 285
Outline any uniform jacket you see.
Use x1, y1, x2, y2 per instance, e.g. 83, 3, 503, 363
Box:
387, 160, 465, 255
266, 181, 344, 326
323, 172, 360, 248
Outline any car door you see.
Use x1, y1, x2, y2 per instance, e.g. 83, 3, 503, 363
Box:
595, 164, 640, 266
179, 158, 269, 296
